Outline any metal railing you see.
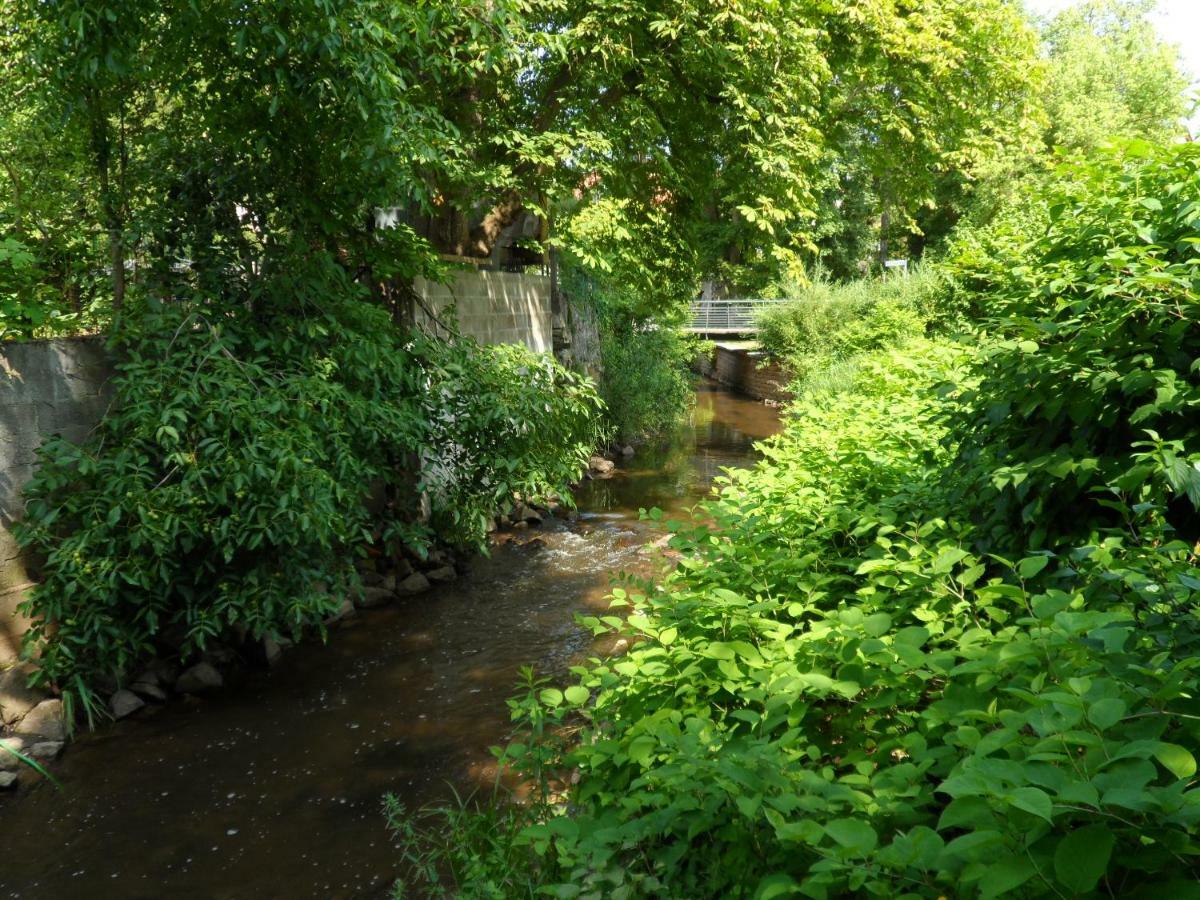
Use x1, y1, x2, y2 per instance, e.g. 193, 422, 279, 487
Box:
685, 298, 785, 333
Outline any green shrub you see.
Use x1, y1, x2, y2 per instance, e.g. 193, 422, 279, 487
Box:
562, 258, 698, 444
755, 268, 949, 392
598, 325, 698, 444
945, 141, 1200, 550
16, 272, 603, 719
398, 142, 1200, 898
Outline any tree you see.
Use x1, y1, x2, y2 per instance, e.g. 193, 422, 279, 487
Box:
1040, 0, 1190, 154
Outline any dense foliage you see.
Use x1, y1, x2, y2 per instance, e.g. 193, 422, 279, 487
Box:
0, 0, 1048, 330
755, 268, 950, 394
16, 281, 603, 718
1039, 0, 1190, 155
391, 142, 1200, 898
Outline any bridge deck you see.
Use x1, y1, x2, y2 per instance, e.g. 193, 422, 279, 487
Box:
684, 298, 787, 335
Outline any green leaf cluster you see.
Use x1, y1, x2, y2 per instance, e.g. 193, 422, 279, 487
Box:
15, 270, 604, 717
421, 141, 1200, 898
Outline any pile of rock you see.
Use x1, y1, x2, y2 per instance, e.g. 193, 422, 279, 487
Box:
0, 666, 67, 792
352, 544, 464, 614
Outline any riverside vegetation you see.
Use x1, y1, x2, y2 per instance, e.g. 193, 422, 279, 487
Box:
387, 142, 1200, 898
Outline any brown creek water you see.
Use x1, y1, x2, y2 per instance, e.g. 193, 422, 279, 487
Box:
0, 381, 779, 900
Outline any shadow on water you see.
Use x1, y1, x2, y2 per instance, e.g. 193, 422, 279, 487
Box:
0, 379, 779, 899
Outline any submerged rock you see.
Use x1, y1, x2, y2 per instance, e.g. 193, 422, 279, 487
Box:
109, 689, 145, 720
130, 681, 169, 702
355, 587, 394, 609
426, 566, 457, 584
13, 700, 66, 741
588, 456, 616, 478
396, 572, 431, 596
136, 659, 179, 690
262, 636, 284, 667
175, 662, 223, 694
327, 598, 356, 623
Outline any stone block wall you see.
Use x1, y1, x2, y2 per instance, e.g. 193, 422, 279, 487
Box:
0, 337, 114, 664
695, 343, 793, 404
415, 269, 552, 352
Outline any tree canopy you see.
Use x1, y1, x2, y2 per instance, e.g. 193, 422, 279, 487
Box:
0, 0, 1054, 329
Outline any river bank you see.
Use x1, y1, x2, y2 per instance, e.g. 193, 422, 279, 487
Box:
0, 380, 779, 898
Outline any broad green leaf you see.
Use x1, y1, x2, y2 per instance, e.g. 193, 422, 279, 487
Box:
1007, 787, 1053, 822
1017, 556, 1050, 579
1053, 825, 1115, 893
753, 873, 800, 899
824, 818, 877, 855
1087, 698, 1126, 730
1154, 743, 1197, 779
564, 685, 590, 705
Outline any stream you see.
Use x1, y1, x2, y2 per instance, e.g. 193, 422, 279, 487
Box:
0, 380, 780, 899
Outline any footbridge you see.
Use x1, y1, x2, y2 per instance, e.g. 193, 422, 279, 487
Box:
684, 299, 786, 337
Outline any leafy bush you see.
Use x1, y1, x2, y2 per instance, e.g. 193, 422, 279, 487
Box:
945, 141, 1200, 550
16, 275, 603, 717
755, 268, 950, 392
562, 257, 698, 444
403, 142, 1200, 898
597, 326, 698, 444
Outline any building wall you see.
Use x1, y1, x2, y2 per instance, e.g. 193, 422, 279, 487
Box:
0, 337, 115, 664
414, 269, 553, 353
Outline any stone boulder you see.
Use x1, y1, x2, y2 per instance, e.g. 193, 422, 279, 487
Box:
513, 504, 543, 526
135, 659, 179, 690
110, 689, 145, 720
0, 771, 17, 790
396, 572, 431, 596
0, 737, 28, 771
262, 636, 284, 667
130, 681, 168, 702
426, 566, 457, 584
354, 587, 395, 610
588, 456, 616, 478
13, 699, 66, 741
175, 662, 223, 694
29, 741, 63, 760
326, 598, 356, 623
0, 665, 47, 727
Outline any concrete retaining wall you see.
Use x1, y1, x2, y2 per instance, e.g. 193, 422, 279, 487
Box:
415, 269, 552, 353
696, 343, 792, 404
1, 337, 115, 664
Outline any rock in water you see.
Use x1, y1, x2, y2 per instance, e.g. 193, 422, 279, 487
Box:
109, 689, 145, 720
326, 598, 356, 623
135, 659, 179, 690
29, 741, 63, 760
175, 662, 223, 694
130, 681, 169, 702
426, 566, 457, 584
261, 636, 283, 667
13, 699, 66, 741
588, 456, 616, 477
0, 771, 17, 790
354, 587, 394, 609
396, 572, 431, 596
621, 445, 635, 457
